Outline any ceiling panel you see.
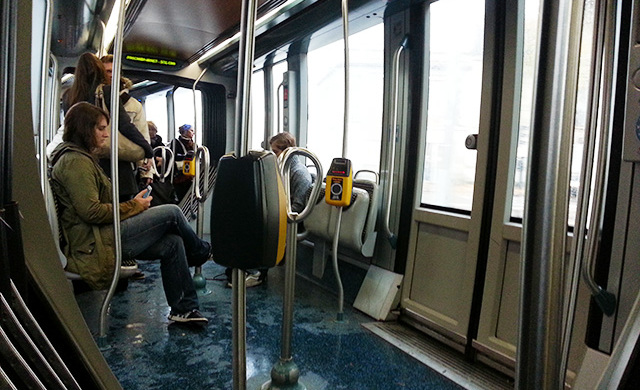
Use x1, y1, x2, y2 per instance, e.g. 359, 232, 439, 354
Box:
123, 0, 269, 64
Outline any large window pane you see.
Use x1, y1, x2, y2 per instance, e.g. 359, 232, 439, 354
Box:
173, 87, 203, 145
307, 23, 384, 173
420, 0, 485, 211
510, 0, 594, 225
144, 89, 169, 143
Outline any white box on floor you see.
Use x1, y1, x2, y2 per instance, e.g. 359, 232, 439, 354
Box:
354, 265, 403, 321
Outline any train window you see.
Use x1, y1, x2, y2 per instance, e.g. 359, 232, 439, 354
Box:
173, 87, 203, 145
307, 23, 384, 173
509, 0, 594, 225
250, 69, 265, 150
144, 87, 203, 146
145, 89, 170, 143
420, 0, 484, 211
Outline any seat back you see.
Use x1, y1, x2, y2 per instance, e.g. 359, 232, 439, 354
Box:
209, 151, 287, 269
304, 173, 379, 255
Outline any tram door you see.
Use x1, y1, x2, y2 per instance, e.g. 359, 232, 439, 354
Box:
400, 0, 550, 366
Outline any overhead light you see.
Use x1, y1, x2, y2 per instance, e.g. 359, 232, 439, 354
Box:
197, 0, 306, 65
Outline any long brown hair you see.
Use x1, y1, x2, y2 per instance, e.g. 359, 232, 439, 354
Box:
62, 53, 107, 108
63, 102, 110, 152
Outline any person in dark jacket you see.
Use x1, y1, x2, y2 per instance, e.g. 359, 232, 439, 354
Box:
50, 102, 212, 324
62, 52, 153, 201
169, 124, 197, 201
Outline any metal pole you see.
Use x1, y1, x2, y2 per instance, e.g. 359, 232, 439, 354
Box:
382, 36, 408, 250
38, 0, 52, 194
233, 0, 258, 388
331, 207, 344, 321
264, 147, 322, 390
516, 0, 578, 388
562, 0, 618, 385
98, 0, 126, 347
193, 146, 211, 296
341, 0, 349, 158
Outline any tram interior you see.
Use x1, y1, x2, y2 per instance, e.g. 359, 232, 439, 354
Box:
2, 0, 640, 389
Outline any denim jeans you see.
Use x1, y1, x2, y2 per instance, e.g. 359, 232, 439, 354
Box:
120, 204, 210, 314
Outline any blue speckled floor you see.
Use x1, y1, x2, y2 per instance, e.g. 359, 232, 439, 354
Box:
77, 260, 464, 390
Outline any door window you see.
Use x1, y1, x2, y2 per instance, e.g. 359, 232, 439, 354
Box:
420, 0, 485, 212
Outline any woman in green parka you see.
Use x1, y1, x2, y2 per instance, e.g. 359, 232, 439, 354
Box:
50, 102, 211, 325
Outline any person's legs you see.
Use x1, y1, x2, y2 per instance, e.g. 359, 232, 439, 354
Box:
134, 234, 199, 314
121, 206, 209, 319
121, 204, 210, 266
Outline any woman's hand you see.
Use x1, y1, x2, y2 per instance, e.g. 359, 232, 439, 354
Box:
133, 188, 152, 210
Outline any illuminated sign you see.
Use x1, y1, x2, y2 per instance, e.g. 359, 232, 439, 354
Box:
123, 54, 185, 70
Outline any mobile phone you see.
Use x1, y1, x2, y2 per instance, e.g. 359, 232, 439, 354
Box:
143, 185, 152, 198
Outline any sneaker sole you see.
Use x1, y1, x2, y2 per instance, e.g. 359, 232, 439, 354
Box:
168, 317, 209, 325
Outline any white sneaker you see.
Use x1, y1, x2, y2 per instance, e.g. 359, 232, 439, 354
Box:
167, 309, 208, 325
226, 271, 262, 288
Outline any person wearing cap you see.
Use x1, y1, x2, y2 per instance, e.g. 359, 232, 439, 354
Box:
169, 124, 197, 201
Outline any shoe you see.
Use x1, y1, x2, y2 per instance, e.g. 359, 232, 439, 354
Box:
131, 271, 145, 280
168, 309, 208, 325
192, 242, 213, 268
226, 271, 262, 288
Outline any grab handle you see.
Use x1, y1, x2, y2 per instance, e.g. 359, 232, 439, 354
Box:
194, 145, 211, 202
278, 147, 323, 223
382, 35, 409, 250
153, 146, 174, 183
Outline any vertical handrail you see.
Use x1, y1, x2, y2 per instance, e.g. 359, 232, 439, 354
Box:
233, 0, 258, 388
562, 0, 618, 386
192, 67, 208, 144
382, 36, 408, 250
327, 0, 351, 323
192, 145, 211, 295
38, 0, 53, 195
276, 81, 284, 133
578, 0, 617, 313
263, 58, 274, 148
516, 0, 580, 388
194, 145, 210, 245
48, 54, 59, 142
341, 0, 349, 158
98, 0, 126, 346
264, 147, 322, 389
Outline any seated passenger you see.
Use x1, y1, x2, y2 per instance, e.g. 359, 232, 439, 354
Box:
169, 124, 197, 202
225, 132, 312, 287
269, 132, 313, 213
50, 102, 212, 325
148, 121, 179, 206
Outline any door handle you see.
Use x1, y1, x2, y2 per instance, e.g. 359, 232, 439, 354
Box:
465, 134, 478, 150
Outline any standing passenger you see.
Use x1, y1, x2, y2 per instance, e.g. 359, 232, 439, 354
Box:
101, 54, 154, 188
50, 102, 212, 324
61, 52, 153, 202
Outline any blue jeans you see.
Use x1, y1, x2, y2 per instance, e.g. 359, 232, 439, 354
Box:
120, 204, 210, 314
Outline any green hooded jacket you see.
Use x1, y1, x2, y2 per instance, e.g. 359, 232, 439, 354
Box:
50, 142, 145, 289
